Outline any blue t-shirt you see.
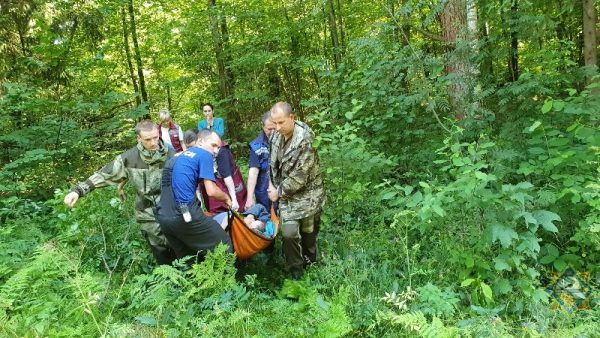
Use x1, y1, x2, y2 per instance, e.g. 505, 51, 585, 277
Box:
248, 132, 269, 170
248, 146, 261, 168
172, 147, 215, 204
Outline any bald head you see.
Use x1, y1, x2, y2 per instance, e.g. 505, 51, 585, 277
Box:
270, 102, 295, 140
271, 101, 293, 117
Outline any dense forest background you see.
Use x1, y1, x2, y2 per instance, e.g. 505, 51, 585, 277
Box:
1, 0, 599, 336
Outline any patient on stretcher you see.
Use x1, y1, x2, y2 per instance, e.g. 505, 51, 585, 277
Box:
242, 204, 275, 237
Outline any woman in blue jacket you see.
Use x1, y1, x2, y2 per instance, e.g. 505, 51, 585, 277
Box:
198, 103, 225, 138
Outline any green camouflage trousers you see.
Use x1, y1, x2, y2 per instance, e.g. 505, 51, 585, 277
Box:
137, 208, 176, 264
280, 211, 321, 271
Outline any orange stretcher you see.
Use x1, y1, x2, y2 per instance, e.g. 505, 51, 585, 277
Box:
227, 207, 279, 260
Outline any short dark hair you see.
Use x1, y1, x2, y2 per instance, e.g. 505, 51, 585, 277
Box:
202, 102, 214, 111
135, 119, 157, 135
183, 129, 198, 146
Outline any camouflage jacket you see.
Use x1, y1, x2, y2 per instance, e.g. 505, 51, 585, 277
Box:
269, 121, 325, 220
70, 142, 174, 222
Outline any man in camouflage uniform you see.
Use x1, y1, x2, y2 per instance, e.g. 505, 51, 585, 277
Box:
268, 101, 325, 279
64, 120, 176, 265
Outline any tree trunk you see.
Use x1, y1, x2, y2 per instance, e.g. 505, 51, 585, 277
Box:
121, 7, 140, 106
266, 41, 282, 98
208, 0, 238, 139
440, 0, 469, 119
328, 0, 341, 69
167, 84, 172, 111
9, 2, 36, 57
219, 5, 235, 99
208, 0, 228, 99
479, 21, 494, 78
582, 0, 598, 70
507, 0, 519, 82
401, 0, 411, 46
336, 0, 345, 51
128, 0, 149, 115
284, 7, 305, 120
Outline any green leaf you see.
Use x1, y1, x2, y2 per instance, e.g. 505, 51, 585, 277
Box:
553, 259, 567, 272
474, 171, 487, 180
481, 282, 493, 301
532, 210, 561, 232
491, 223, 519, 248
465, 255, 474, 268
516, 211, 537, 226
532, 289, 549, 303
516, 232, 541, 254
493, 257, 511, 271
494, 279, 513, 295
510, 192, 528, 204
344, 111, 354, 120
381, 191, 397, 200
461, 278, 475, 287
431, 204, 445, 217
418, 182, 430, 189
553, 100, 565, 112
528, 121, 542, 132
515, 181, 534, 190
135, 315, 157, 326
545, 244, 559, 257
541, 100, 552, 113
539, 255, 556, 264
452, 157, 465, 166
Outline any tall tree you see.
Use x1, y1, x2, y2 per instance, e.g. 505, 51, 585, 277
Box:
128, 0, 149, 113
121, 7, 140, 106
208, 0, 239, 138
336, 0, 346, 51
328, 0, 341, 69
507, 0, 519, 81
440, 0, 470, 118
582, 0, 598, 71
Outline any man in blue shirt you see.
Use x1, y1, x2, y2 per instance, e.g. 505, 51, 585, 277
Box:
156, 129, 233, 260
245, 111, 276, 211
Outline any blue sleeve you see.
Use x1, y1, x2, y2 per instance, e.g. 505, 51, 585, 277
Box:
216, 148, 233, 178
214, 118, 225, 138
248, 145, 260, 168
197, 150, 216, 181
198, 119, 207, 131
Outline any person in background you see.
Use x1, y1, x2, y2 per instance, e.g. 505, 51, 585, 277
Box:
245, 111, 276, 212
158, 108, 186, 153
197, 103, 224, 138
268, 102, 325, 280
63, 120, 176, 265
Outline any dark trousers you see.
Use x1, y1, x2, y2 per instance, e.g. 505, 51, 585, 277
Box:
158, 204, 232, 260
280, 210, 321, 271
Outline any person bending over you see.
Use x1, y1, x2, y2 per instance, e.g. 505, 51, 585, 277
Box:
155, 129, 233, 260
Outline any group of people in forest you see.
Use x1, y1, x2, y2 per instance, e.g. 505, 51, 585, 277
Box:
63, 101, 324, 280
